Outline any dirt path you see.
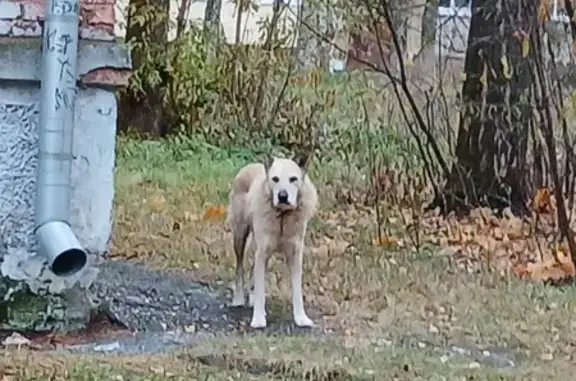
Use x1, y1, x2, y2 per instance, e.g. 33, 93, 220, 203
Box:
58, 260, 326, 354
91, 260, 327, 334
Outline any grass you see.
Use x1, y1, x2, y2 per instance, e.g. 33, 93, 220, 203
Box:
3, 131, 575, 380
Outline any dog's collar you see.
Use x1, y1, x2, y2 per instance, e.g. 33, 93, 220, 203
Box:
276, 206, 299, 236
277, 210, 288, 236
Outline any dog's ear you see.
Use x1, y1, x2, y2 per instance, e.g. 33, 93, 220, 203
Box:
262, 154, 274, 173
293, 152, 312, 170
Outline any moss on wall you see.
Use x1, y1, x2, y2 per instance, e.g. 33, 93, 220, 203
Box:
0, 278, 93, 332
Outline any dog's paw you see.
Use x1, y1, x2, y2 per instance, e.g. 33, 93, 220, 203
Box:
294, 314, 315, 327
230, 289, 246, 307
250, 314, 267, 329
230, 286, 246, 307
229, 297, 245, 307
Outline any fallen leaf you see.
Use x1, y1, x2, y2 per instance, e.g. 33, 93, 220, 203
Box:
149, 365, 165, 375
202, 205, 226, 222
184, 211, 200, 221
521, 35, 530, 57
324, 238, 351, 255
501, 55, 512, 79
538, 0, 551, 25
2, 332, 31, 347
372, 235, 402, 248
513, 250, 575, 282
533, 187, 552, 213
512, 264, 530, 278
312, 244, 329, 257
147, 195, 166, 213
540, 353, 554, 361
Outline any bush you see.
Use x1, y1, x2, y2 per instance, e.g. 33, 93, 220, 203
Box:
120, 2, 343, 154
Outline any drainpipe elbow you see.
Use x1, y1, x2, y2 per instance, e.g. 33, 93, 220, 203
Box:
35, 221, 87, 277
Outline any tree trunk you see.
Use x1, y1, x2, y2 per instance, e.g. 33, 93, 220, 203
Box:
295, 0, 320, 69
403, 0, 427, 61
118, 0, 171, 136
204, 0, 223, 65
421, 0, 438, 44
295, 0, 339, 70
176, 0, 191, 38
204, 0, 222, 34
436, 0, 537, 215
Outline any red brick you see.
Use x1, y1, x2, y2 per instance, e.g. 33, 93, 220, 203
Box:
80, 24, 114, 40
4, 0, 116, 39
22, 2, 43, 20
81, 68, 131, 86
8, 0, 116, 23
83, 0, 116, 4
81, 4, 114, 26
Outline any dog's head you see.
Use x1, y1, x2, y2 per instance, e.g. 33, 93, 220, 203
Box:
264, 154, 311, 211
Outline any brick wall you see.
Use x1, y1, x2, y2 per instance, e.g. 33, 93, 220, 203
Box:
0, 0, 115, 40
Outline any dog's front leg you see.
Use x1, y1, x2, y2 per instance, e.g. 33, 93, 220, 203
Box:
250, 245, 268, 328
288, 238, 314, 327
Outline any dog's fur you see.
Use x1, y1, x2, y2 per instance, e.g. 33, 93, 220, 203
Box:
226, 156, 318, 328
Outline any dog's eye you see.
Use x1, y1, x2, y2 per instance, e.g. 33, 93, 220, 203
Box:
271, 176, 279, 183
289, 176, 298, 183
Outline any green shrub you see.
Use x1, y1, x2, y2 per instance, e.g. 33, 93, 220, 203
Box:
118, 0, 421, 175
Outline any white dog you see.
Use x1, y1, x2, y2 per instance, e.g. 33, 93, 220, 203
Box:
226, 155, 318, 328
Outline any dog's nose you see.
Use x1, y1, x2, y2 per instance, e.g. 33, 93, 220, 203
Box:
278, 190, 289, 204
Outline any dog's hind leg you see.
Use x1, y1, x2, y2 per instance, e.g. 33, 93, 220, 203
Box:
231, 223, 250, 307
250, 242, 269, 328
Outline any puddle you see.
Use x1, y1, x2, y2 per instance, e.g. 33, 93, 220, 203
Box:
58, 330, 216, 354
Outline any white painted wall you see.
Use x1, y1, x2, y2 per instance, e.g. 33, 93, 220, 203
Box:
0, 85, 114, 294
115, 0, 301, 45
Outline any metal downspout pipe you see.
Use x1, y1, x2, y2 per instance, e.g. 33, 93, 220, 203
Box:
35, 0, 87, 277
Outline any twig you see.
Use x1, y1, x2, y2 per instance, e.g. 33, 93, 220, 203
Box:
532, 21, 576, 265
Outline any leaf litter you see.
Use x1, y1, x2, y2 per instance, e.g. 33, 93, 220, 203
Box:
359, 165, 576, 283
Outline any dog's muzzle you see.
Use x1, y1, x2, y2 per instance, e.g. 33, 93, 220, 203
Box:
277, 189, 289, 204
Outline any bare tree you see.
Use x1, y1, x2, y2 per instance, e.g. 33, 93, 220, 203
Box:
403, 0, 427, 61
204, 0, 223, 33
177, 0, 191, 37
295, 0, 343, 70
